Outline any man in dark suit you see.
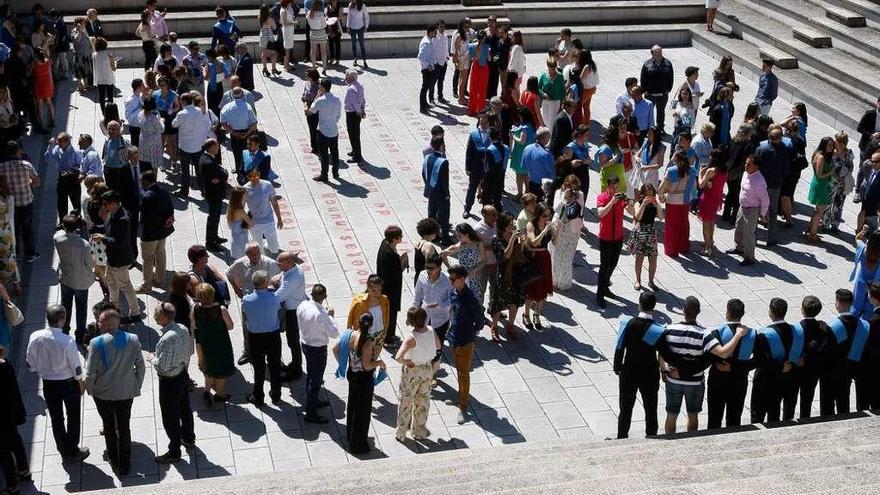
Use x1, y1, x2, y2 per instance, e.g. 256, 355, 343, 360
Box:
118, 147, 153, 259
550, 99, 575, 158
199, 139, 229, 251
376, 226, 405, 349
858, 151, 880, 232
137, 170, 174, 292
234, 42, 255, 92
858, 283, 880, 410
857, 97, 880, 162
750, 298, 798, 423
709, 87, 735, 148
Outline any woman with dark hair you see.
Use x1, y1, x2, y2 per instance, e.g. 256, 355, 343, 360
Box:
375, 225, 406, 347
659, 151, 697, 257
671, 84, 695, 156
781, 118, 808, 228
332, 312, 386, 454
781, 102, 808, 140
153, 75, 180, 166
442, 223, 485, 302
565, 67, 583, 128
822, 131, 855, 232
467, 30, 490, 116
721, 123, 757, 222
508, 31, 526, 98
630, 183, 663, 290
413, 217, 442, 283
520, 75, 542, 127
852, 227, 880, 318
697, 148, 729, 256
538, 58, 565, 128
806, 136, 836, 242
135, 10, 157, 71
346, 0, 369, 67
742, 101, 761, 127
346, 274, 390, 357
523, 204, 555, 329
577, 49, 598, 125
325, 0, 343, 65
637, 126, 665, 189
552, 174, 584, 290
510, 106, 536, 199
453, 19, 472, 106
302, 68, 322, 153
187, 244, 230, 306
501, 71, 520, 127
596, 125, 625, 192
489, 213, 527, 340
31, 47, 54, 131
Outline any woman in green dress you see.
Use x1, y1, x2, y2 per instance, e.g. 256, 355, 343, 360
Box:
509, 107, 536, 200
806, 136, 836, 243
191, 282, 235, 407
596, 125, 626, 192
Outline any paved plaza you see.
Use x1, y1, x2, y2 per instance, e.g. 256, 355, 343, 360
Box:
7, 47, 861, 493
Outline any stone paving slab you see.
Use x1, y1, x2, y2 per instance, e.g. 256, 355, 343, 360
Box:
6, 47, 863, 493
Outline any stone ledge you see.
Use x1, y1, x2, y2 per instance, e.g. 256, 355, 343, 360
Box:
758, 46, 798, 69
824, 7, 867, 27
791, 26, 832, 48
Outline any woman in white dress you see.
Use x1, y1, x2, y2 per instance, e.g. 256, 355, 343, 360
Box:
551, 175, 584, 291
307, 0, 328, 75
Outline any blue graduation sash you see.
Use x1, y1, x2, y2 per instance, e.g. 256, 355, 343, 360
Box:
718, 324, 755, 362
759, 327, 785, 362
828, 317, 849, 344
616, 316, 664, 350
848, 319, 871, 363
93, 330, 129, 370
335, 329, 353, 379
423, 154, 445, 190
789, 323, 804, 363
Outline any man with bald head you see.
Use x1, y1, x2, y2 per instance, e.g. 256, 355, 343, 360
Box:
272, 251, 307, 381
755, 124, 792, 247
219, 75, 256, 112
226, 242, 280, 365
242, 271, 284, 406
101, 121, 130, 192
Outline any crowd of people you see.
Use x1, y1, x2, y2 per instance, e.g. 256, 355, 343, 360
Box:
1, 0, 880, 492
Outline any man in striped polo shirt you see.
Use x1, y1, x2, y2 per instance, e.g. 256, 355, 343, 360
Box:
660, 296, 747, 434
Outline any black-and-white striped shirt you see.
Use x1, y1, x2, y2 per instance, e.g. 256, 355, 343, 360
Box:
663, 321, 719, 385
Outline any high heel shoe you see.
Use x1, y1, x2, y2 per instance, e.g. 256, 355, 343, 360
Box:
262, 68, 270, 77
272, 68, 282, 75
490, 325, 501, 342
522, 314, 534, 331
534, 315, 544, 331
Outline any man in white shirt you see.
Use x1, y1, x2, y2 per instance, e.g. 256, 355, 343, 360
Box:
418, 24, 438, 114
168, 32, 188, 61
26, 305, 90, 464
306, 78, 342, 182
430, 20, 449, 105
124, 79, 145, 147
226, 242, 281, 365
172, 92, 213, 196
272, 251, 307, 381
297, 283, 339, 424
412, 254, 451, 377
615, 77, 638, 116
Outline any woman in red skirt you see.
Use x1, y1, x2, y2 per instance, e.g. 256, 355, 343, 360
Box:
660, 151, 696, 257
31, 48, 55, 131
524, 204, 555, 330
467, 31, 490, 117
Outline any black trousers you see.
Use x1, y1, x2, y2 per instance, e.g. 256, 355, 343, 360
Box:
487, 63, 499, 99
598, 239, 623, 298
206, 197, 223, 244
829, 361, 853, 415
452, 67, 460, 96
645, 93, 669, 133
0, 424, 28, 486
94, 397, 133, 471
318, 132, 339, 177
855, 365, 880, 411
431, 63, 447, 100
57, 173, 82, 220
419, 68, 436, 109
328, 34, 341, 61
307, 112, 319, 152
346, 112, 362, 160
283, 309, 303, 376
617, 370, 659, 438
464, 171, 484, 213
178, 150, 201, 193
230, 131, 248, 172
103, 166, 122, 192
481, 169, 504, 213
302, 344, 327, 416
751, 369, 782, 423
14, 202, 36, 257
707, 368, 748, 429
798, 364, 836, 418
427, 189, 450, 240
158, 371, 195, 456
346, 369, 374, 454
249, 331, 282, 401
129, 126, 141, 148
142, 41, 157, 71
126, 204, 140, 259
97, 84, 114, 113
384, 310, 398, 343
780, 368, 800, 420
44, 378, 82, 457
722, 176, 741, 221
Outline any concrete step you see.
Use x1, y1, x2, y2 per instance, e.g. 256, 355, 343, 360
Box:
758, 46, 798, 69
690, 27, 868, 134
718, 0, 880, 107
738, 0, 880, 67
68, 1, 704, 41
819, 0, 880, 24
105, 23, 694, 67
825, 5, 867, 26
791, 25, 832, 47
59, 0, 453, 14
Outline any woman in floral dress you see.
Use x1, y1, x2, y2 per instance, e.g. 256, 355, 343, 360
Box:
442, 223, 484, 302
489, 213, 527, 341
821, 131, 855, 232
0, 175, 18, 293
551, 175, 584, 291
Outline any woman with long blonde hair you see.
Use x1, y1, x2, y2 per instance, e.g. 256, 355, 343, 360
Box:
226, 187, 252, 259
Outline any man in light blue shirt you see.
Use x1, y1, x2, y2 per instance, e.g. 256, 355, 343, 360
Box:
272, 251, 307, 381
219, 75, 256, 112
45, 132, 83, 222
630, 86, 655, 142
123, 79, 145, 146
306, 78, 342, 182
755, 59, 778, 116
220, 87, 258, 172
241, 270, 283, 406
78, 134, 103, 177
521, 127, 554, 202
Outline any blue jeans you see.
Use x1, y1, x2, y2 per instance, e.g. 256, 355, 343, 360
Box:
349, 28, 366, 61
61, 284, 89, 344
302, 344, 328, 415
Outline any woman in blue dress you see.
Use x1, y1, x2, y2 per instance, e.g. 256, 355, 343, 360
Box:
851, 227, 880, 319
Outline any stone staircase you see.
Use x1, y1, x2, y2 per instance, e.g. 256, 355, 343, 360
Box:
61, 1, 705, 67
87, 413, 880, 494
